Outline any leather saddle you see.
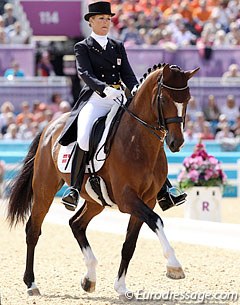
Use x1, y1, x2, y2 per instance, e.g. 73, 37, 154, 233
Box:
88, 98, 132, 163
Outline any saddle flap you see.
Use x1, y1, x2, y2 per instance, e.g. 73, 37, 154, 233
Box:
104, 97, 132, 155
88, 116, 107, 162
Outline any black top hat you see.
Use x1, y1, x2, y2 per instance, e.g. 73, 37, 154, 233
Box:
84, 1, 115, 21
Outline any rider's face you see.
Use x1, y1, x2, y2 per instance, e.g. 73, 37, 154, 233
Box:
89, 14, 112, 36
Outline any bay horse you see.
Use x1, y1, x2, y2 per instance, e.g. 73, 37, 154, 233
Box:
7, 63, 199, 298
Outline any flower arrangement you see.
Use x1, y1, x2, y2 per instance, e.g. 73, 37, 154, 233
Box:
178, 141, 227, 190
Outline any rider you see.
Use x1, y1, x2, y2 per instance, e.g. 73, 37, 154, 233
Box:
59, 1, 187, 211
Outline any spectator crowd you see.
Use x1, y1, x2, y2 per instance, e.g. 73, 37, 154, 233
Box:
184, 93, 240, 146
0, 93, 71, 140
0, 2, 30, 45
108, 0, 240, 51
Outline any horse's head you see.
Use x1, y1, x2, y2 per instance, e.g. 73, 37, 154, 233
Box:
155, 64, 199, 152
130, 63, 199, 153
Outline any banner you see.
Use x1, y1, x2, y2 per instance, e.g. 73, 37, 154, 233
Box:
20, 1, 82, 37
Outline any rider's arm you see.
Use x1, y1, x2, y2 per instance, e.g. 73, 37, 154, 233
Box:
74, 42, 106, 97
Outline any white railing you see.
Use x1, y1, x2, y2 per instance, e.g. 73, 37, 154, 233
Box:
189, 77, 240, 87
0, 76, 70, 86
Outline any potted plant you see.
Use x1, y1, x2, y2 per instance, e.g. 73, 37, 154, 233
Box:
177, 141, 227, 222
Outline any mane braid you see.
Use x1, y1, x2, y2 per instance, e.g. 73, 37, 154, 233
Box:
139, 62, 167, 85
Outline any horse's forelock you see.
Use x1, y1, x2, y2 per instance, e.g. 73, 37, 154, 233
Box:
164, 67, 189, 88
162, 67, 191, 103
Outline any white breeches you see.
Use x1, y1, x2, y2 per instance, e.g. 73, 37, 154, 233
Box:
77, 91, 122, 151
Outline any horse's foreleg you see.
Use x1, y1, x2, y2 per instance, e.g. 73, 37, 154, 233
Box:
69, 201, 104, 293
119, 193, 185, 283
114, 216, 143, 298
155, 218, 185, 279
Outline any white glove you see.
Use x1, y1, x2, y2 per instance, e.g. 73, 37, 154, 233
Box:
131, 84, 138, 96
103, 86, 121, 99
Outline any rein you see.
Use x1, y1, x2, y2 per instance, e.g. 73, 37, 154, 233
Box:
115, 94, 167, 143
114, 73, 188, 142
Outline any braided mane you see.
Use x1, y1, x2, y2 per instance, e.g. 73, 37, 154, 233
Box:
137, 63, 166, 88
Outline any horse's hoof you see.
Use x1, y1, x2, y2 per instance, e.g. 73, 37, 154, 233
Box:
166, 266, 185, 279
27, 287, 41, 296
81, 277, 96, 293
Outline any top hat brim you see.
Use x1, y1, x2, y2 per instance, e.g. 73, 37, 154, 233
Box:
84, 12, 115, 21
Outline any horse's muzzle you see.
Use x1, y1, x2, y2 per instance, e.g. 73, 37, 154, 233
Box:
167, 136, 184, 152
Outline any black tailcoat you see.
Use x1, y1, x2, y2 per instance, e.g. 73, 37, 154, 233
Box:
59, 36, 138, 146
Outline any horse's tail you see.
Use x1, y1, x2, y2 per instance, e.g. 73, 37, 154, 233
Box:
7, 132, 42, 227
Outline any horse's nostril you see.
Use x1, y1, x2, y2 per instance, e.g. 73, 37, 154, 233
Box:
170, 141, 175, 150
169, 140, 182, 152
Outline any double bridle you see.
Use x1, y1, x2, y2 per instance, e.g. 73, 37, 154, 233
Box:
115, 74, 188, 142
157, 76, 188, 133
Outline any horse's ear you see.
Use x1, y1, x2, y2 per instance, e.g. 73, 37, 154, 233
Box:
185, 67, 200, 80
162, 63, 171, 80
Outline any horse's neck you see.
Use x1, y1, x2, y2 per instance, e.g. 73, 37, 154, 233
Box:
118, 76, 163, 159
129, 80, 156, 122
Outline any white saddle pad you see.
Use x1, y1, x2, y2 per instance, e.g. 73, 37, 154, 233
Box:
57, 98, 125, 174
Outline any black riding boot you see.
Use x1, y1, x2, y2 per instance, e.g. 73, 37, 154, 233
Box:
157, 178, 187, 211
61, 144, 88, 211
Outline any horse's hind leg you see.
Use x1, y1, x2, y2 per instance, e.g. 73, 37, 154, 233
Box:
69, 200, 104, 293
114, 215, 143, 297
24, 162, 62, 295
24, 212, 45, 296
